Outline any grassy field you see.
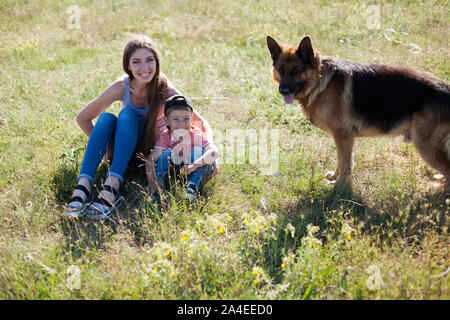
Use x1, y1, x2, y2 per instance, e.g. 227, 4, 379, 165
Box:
0, 0, 449, 299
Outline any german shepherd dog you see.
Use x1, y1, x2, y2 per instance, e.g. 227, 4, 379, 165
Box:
267, 35, 450, 190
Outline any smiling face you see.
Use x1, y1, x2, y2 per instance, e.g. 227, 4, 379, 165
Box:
128, 48, 156, 83
165, 108, 193, 131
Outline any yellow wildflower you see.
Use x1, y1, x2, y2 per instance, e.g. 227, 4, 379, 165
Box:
347, 234, 352, 240
287, 223, 295, 238
281, 263, 286, 269
218, 227, 224, 234
252, 270, 258, 275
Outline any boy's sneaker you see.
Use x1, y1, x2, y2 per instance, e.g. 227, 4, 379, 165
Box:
183, 187, 198, 201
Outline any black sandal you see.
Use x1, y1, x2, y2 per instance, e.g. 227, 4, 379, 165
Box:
64, 184, 92, 218
85, 185, 122, 220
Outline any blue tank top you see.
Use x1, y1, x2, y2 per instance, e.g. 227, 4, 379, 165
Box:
121, 76, 149, 117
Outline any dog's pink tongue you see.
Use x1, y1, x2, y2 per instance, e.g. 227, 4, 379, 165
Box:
283, 94, 295, 104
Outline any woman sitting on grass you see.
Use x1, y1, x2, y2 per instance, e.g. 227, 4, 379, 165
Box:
64, 35, 217, 219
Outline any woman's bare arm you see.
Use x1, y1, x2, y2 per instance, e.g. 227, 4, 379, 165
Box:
75, 79, 124, 137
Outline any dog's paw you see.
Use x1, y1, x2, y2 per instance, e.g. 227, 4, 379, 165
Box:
433, 174, 445, 181
325, 171, 338, 181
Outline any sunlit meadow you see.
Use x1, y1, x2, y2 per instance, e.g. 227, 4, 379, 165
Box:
0, 0, 448, 299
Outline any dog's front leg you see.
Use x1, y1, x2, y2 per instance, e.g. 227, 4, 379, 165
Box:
329, 130, 354, 186
325, 168, 339, 181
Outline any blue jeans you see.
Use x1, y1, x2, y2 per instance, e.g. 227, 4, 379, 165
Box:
155, 146, 213, 191
78, 107, 145, 184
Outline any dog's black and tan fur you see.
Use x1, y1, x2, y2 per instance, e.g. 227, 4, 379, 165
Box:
267, 35, 450, 190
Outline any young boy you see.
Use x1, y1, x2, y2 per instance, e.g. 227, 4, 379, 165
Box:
147, 95, 219, 201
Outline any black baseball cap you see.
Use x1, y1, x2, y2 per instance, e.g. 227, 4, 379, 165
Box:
164, 95, 193, 116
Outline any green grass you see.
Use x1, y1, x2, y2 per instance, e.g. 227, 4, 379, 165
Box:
0, 0, 449, 299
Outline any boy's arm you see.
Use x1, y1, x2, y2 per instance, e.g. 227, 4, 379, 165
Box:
146, 148, 164, 193
148, 148, 164, 163
194, 143, 219, 167
181, 143, 219, 176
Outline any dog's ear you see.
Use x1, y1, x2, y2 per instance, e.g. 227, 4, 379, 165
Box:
267, 36, 282, 61
297, 36, 315, 67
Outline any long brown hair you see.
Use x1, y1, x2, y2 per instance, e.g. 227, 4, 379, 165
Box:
122, 35, 168, 156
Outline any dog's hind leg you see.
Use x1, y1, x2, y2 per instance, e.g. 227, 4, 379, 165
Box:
412, 129, 450, 193
328, 130, 355, 186
435, 136, 450, 193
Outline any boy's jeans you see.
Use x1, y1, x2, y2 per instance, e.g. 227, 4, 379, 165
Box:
155, 146, 213, 192
78, 108, 145, 184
